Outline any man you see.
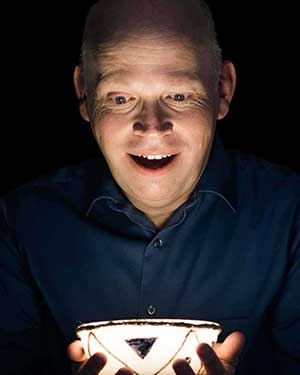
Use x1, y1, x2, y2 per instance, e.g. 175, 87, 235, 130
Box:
0, 1, 299, 374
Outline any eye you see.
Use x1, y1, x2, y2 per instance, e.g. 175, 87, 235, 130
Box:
165, 93, 187, 102
174, 94, 186, 102
109, 94, 136, 106
113, 95, 128, 105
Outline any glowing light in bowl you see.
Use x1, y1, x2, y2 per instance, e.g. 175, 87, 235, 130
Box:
76, 319, 222, 375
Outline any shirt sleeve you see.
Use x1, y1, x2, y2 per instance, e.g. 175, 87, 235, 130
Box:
271, 203, 300, 374
0, 198, 70, 375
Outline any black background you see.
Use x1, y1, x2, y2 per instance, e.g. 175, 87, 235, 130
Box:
1, 1, 299, 196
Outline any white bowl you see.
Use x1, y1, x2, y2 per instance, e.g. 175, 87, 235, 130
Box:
76, 319, 222, 375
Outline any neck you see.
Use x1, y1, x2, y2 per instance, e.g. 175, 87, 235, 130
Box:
127, 194, 191, 230
146, 210, 174, 230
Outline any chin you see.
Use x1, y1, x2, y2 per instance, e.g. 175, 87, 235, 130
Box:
132, 187, 179, 206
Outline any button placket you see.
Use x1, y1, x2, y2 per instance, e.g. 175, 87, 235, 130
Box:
140, 237, 166, 316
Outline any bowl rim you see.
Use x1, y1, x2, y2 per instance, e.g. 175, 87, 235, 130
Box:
76, 319, 222, 333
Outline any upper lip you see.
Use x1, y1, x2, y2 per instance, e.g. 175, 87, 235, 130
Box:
129, 152, 179, 156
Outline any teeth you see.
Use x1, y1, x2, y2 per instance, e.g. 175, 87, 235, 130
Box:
137, 154, 173, 160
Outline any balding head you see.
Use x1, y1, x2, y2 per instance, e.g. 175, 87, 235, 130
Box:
80, 0, 222, 87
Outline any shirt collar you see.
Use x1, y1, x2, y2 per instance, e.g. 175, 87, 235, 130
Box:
190, 131, 237, 213
86, 131, 237, 216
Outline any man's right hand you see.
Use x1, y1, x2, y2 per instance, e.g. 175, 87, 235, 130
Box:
67, 340, 133, 375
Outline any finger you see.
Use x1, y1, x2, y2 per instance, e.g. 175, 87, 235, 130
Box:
115, 367, 134, 375
77, 353, 107, 375
67, 340, 107, 375
197, 344, 224, 375
172, 359, 195, 375
196, 332, 246, 375
67, 340, 89, 362
211, 331, 246, 367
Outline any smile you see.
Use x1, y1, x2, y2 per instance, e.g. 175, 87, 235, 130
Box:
129, 154, 177, 170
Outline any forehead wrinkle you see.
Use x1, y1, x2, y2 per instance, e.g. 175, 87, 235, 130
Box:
96, 46, 198, 65
93, 44, 205, 79
92, 33, 202, 61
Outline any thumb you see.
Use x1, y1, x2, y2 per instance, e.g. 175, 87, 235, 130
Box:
67, 340, 89, 362
212, 331, 246, 367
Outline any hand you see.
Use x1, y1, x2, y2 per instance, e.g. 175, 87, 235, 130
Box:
67, 340, 132, 375
67, 331, 245, 375
172, 331, 246, 375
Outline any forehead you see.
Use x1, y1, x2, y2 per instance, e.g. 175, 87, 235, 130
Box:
88, 34, 212, 87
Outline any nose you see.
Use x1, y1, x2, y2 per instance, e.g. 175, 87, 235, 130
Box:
133, 101, 173, 136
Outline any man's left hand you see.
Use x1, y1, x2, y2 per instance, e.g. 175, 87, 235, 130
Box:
173, 331, 246, 375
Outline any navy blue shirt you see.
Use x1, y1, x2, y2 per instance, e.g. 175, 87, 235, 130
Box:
1, 133, 299, 375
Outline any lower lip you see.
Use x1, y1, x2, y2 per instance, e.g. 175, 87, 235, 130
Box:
128, 154, 179, 176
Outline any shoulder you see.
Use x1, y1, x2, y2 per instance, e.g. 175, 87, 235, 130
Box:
0, 158, 102, 224
226, 149, 300, 229
232, 150, 300, 200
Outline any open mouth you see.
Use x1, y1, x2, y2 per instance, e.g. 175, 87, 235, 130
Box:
129, 154, 177, 169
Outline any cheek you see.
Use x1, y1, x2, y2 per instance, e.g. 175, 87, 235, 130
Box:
92, 119, 112, 152
181, 111, 215, 139
92, 116, 126, 159
180, 115, 215, 160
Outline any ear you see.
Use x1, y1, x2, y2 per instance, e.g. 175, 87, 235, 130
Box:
73, 66, 90, 122
217, 61, 237, 120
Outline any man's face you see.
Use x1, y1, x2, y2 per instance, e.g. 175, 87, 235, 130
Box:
78, 34, 231, 214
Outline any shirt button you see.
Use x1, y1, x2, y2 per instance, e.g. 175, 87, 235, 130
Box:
147, 305, 157, 316
153, 239, 163, 248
